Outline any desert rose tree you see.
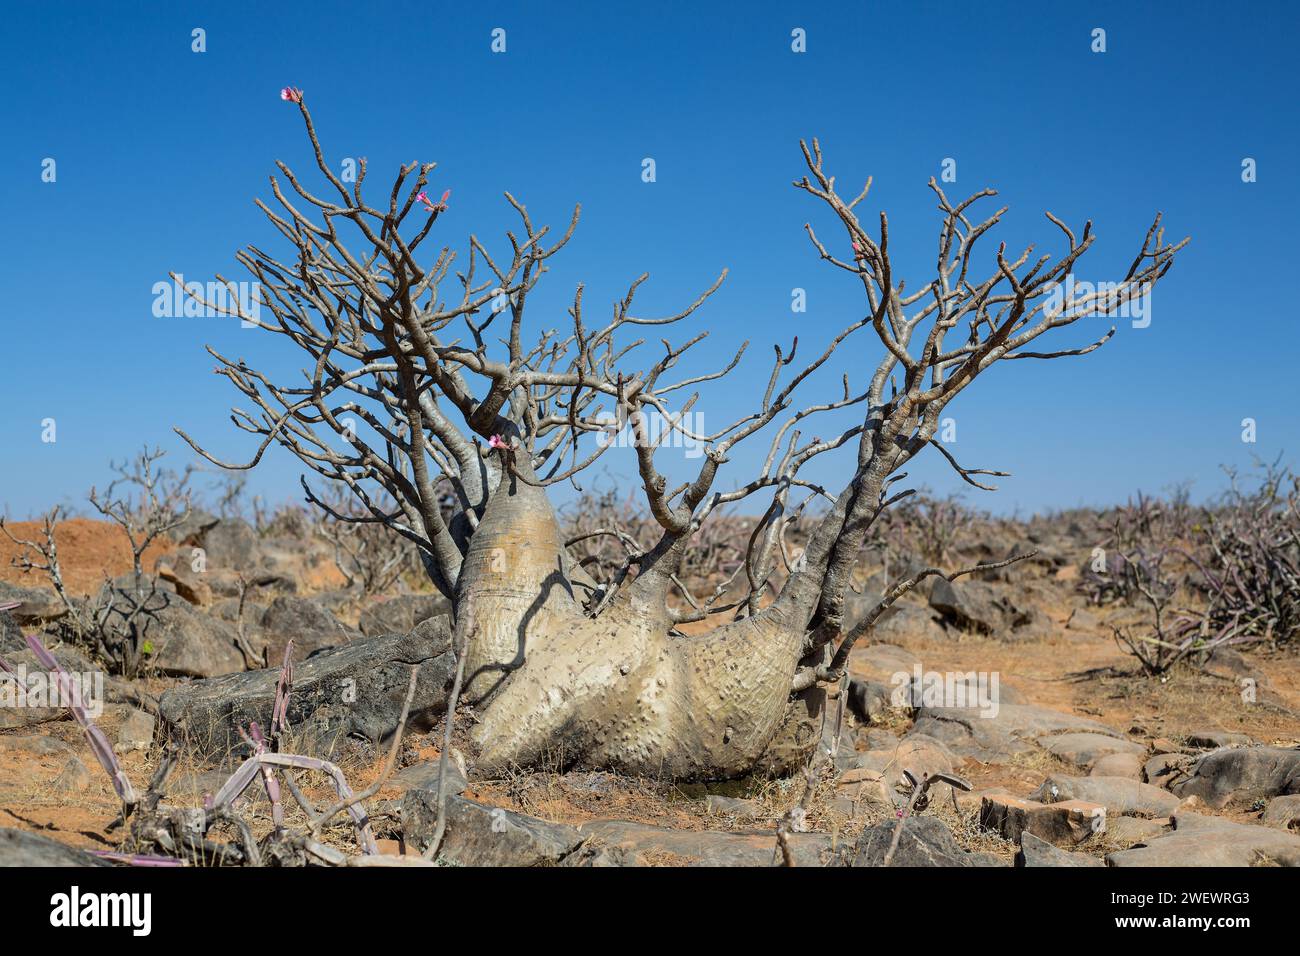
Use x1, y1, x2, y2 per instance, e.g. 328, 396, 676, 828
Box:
178, 95, 1186, 780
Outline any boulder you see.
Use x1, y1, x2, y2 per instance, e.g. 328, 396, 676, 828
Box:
388, 759, 468, 798
0, 582, 67, 627
1169, 746, 1300, 809
1144, 752, 1194, 788
1032, 774, 1180, 818
1015, 832, 1104, 867
854, 815, 1002, 867
0, 828, 110, 867
704, 795, 762, 818
1090, 752, 1145, 779
403, 792, 618, 866
0, 735, 74, 758
1065, 607, 1100, 631
0, 606, 23, 653
1185, 729, 1254, 750
1105, 816, 1168, 846
928, 578, 1004, 633
1036, 732, 1144, 770
1261, 794, 1300, 830
911, 701, 1123, 763
1107, 812, 1300, 867
358, 594, 452, 637
576, 819, 837, 866
115, 708, 155, 753
868, 605, 948, 643
258, 595, 359, 663
197, 518, 262, 570
52, 756, 94, 793
0, 643, 99, 729
158, 617, 456, 760
979, 790, 1105, 846
846, 643, 920, 684
155, 549, 213, 607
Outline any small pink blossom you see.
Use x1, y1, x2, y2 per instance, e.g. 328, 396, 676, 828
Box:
488, 435, 507, 450
280, 87, 303, 103
419, 188, 451, 214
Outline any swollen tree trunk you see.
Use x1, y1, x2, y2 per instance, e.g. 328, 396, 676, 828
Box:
459, 462, 847, 780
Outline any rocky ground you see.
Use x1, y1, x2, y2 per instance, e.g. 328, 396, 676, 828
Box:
1, 511, 1298, 867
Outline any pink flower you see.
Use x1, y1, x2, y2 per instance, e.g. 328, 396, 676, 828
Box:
488, 435, 507, 450
417, 189, 450, 214
280, 87, 303, 103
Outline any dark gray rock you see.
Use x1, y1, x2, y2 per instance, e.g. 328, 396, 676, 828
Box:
359, 594, 452, 637
928, 578, 1004, 633
1185, 729, 1254, 750
1261, 794, 1300, 830
0, 828, 110, 867
847, 678, 893, 724
1144, 752, 1195, 788
0, 582, 68, 627
116, 708, 156, 753
852, 815, 1002, 867
911, 702, 1122, 762
1038, 732, 1145, 770
0, 643, 98, 729
171, 510, 220, 546
198, 518, 262, 570
1170, 746, 1300, 809
258, 595, 359, 663
403, 792, 593, 866
576, 819, 839, 866
1032, 774, 1180, 818
1107, 812, 1300, 867
0, 606, 23, 653
158, 617, 455, 760
1015, 832, 1105, 867
389, 759, 468, 797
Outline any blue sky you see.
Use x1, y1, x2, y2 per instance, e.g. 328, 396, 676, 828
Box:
1, 1, 1296, 519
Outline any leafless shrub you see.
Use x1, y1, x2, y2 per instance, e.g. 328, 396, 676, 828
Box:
1189, 459, 1300, 648
1, 447, 192, 676
1109, 550, 1204, 675
310, 481, 419, 594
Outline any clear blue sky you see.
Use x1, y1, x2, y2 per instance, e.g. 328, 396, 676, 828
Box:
1, 0, 1296, 520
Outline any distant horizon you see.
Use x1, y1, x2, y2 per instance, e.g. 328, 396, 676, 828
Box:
3, 1, 1295, 520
